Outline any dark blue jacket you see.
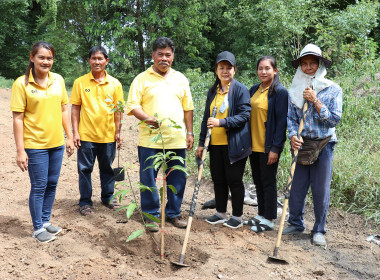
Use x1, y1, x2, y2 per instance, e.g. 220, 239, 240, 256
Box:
198, 79, 251, 163
249, 83, 288, 154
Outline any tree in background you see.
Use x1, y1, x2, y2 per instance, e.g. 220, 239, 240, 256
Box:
0, 0, 378, 86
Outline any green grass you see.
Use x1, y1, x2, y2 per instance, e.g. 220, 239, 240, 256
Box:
0, 77, 14, 88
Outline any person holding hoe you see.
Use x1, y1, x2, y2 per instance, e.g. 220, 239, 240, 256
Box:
283, 44, 343, 246
11, 41, 74, 243
70, 46, 124, 216
196, 51, 251, 229
245, 56, 288, 232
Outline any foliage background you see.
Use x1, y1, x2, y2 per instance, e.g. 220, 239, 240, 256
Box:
0, 0, 379, 223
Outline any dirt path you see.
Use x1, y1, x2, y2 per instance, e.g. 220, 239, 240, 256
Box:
0, 88, 379, 279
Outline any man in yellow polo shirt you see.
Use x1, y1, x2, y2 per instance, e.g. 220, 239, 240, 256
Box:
127, 37, 194, 231
70, 46, 124, 216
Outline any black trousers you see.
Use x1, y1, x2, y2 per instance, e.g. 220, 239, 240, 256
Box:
209, 145, 247, 217
249, 152, 279, 220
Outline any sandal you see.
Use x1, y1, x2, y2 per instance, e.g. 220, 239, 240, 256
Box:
80, 205, 94, 216
102, 199, 120, 210
244, 215, 264, 226
250, 220, 274, 233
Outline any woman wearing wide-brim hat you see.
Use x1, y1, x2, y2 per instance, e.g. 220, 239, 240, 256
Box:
283, 44, 343, 246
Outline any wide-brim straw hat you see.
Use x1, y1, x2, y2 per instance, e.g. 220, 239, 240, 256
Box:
291, 44, 332, 68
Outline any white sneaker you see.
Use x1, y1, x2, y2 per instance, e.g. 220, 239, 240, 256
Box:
313, 232, 327, 246
33, 229, 56, 243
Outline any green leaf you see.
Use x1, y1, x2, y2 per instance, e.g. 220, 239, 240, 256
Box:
112, 189, 130, 203
159, 187, 164, 203
138, 183, 155, 192
104, 98, 113, 103
143, 212, 160, 223
126, 230, 144, 242
114, 204, 128, 213
168, 156, 185, 164
167, 184, 178, 194
170, 165, 189, 175
126, 202, 137, 219
164, 151, 176, 158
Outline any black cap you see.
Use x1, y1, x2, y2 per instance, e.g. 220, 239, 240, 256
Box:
216, 51, 236, 66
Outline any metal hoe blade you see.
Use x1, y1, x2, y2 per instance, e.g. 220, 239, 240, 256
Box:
267, 246, 288, 264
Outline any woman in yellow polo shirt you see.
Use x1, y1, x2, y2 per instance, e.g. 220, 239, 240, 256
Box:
246, 56, 288, 232
11, 41, 74, 243
196, 51, 251, 229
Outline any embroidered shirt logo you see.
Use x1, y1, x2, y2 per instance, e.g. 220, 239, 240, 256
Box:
31, 89, 38, 94
85, 88, 91, 92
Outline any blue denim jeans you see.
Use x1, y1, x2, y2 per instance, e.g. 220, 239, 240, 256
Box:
288, 142, 335, 234
25, 145, 64, 231
77, 141, 116, 207
138, 146, 187, 218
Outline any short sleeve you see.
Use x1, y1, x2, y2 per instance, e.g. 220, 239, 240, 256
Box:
126, 77, 143, 115
60, 76, 68, 105
181, 77, 194, 111
69, 79, 82, 105
114, 81, 125, 106
10, 77, 27, 112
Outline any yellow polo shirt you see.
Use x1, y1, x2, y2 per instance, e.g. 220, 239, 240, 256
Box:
210, 85, 229, 145
126, 66, 194, 149
10, 71, 68, 149
70, 71, 124, 143
250, 85, 268, 152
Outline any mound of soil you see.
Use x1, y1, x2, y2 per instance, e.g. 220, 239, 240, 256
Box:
0, 89, 379, 279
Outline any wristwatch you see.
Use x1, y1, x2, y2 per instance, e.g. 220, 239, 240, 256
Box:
187, 132, 194, 136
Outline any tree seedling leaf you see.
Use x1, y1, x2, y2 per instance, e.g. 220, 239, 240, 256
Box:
170, 165, 189, 175
114, 205, 128, 213
143, 212, 160, 223
126, 229, 144, 242
127, 202, 137, 219
167, 184, 178, 194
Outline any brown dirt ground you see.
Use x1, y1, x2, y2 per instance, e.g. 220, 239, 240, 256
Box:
0, 88, 379, 280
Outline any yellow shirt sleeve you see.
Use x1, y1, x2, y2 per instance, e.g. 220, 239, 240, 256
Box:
181, 78, 194, 111
10, 77, 27, 112
126, 77, 143, 115
70, 79, 82, 105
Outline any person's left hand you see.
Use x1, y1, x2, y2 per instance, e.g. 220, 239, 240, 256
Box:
66, 139, 75, 157
303, 87, 317, 103
267, 151, 279, 165
186, 134, 194, 151
116, 133, 123, 149
207, 117, 220, 128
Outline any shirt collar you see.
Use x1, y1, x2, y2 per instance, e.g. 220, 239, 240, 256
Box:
28, 69, 54, 88
89, 70, 109, 84
217, 82, 231, 95
148, 66, 174, 78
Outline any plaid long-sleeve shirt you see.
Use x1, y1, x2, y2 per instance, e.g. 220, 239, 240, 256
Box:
287, 83, 343, 142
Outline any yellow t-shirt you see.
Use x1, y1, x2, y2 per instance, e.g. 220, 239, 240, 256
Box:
70, 71, 124, 143
126, 66, 194, 149
210, 85, 229, 145
250, 85, 269, 152
10, 71, 68, 149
